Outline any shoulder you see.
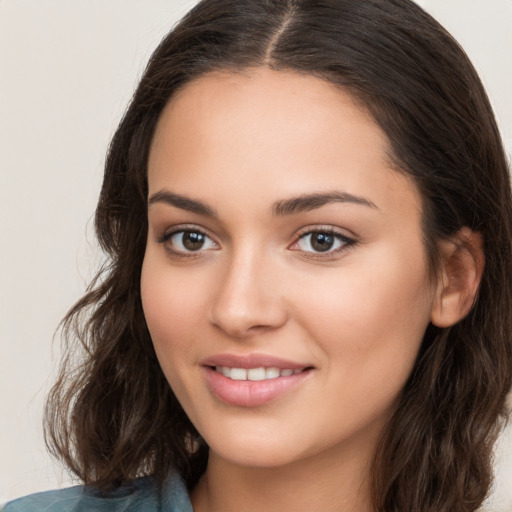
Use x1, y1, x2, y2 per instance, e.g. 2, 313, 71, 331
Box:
3, 472, 192, 512
3, 477, 158, 512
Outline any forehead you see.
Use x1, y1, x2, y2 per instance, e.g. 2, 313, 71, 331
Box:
147, 67, 421, 220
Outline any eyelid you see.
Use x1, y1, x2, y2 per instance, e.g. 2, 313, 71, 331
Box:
157, 222, 215, 239
157, 224, 220, 257
289, 225, 357, 258
294, 224, 355, 239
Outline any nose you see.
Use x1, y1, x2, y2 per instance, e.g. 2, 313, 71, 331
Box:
209, 247, 289, 338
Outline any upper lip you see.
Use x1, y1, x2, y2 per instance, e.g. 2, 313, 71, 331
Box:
201, 353, 311, 370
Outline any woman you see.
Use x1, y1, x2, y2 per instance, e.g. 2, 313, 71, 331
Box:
5, 0, 512, 511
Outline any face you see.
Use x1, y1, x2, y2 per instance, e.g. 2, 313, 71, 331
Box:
141, 68, 436, 470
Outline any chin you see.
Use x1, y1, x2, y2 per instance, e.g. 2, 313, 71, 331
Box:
201, 424, 305, 468
211, 443, 304, 469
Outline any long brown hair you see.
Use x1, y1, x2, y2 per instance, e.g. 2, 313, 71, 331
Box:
45, 1, 512, 510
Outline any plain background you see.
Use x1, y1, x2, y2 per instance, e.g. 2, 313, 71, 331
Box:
1, 0, 511, 508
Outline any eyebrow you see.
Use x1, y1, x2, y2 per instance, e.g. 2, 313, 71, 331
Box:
147, 190, 377, 217
148, 190, 217, 217
272, 192, 378, 216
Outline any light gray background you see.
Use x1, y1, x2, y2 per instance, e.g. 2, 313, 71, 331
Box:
1, 0, 511, 509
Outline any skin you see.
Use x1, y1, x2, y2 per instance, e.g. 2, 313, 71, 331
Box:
141, 68, 452, 511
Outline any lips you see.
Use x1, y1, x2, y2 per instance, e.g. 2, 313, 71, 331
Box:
201, 354, 313, 407
215, 366, 303, 381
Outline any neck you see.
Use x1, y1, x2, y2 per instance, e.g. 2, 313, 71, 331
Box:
190, 434, 378, 512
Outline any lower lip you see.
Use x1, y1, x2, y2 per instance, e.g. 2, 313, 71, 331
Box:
203, 367, 312, 407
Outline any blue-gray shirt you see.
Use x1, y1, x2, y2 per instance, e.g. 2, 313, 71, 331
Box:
3, 472, 193, 512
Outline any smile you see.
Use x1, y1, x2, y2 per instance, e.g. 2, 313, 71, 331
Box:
202, 355, 313, 407
215, 366, 303, 381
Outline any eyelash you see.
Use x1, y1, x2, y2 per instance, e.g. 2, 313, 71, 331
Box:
290, 227, 356, 259
158, 226, 218, 259
157, 225, 356, 260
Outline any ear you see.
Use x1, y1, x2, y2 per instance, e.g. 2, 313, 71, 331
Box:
430, 227, 484, 328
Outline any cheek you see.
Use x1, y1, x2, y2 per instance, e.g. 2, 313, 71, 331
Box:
140, 251, 207, 367
290, 243, 433, 381
289, 253, 432, 440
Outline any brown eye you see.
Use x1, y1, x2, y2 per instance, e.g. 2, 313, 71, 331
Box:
165, 230, 217, 253
182, 231, 206, 250
295, 230, 354, 255
310, 233, 335, 252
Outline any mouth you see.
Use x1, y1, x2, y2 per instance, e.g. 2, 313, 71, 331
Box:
201, 355, 314, 407
213, 366, 305, 381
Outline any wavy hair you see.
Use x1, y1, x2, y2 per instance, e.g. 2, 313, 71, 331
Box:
45, 1, 512, 510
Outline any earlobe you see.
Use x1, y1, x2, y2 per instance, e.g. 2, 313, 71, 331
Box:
430, 227, 484, 328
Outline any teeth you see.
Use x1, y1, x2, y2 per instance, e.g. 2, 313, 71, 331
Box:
265, 367, 280, 379
248, 367, 265, 381
230, 368, 247, 380
216, 366, 302, 381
